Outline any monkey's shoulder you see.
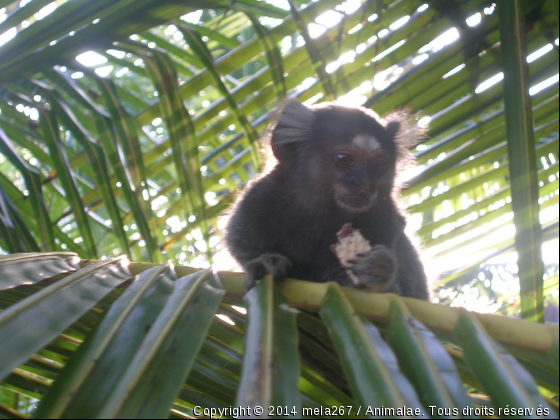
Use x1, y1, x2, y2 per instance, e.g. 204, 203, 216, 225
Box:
234, 173, 297, 217
226, 175, 293, 244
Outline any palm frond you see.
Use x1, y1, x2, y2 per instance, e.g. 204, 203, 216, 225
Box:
0, 255, 558, 417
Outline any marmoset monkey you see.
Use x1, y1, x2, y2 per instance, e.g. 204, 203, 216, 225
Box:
225, 99, 429, 300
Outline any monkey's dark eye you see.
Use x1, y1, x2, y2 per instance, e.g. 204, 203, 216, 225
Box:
336, 153, 354, 167
371, 160, 387, 173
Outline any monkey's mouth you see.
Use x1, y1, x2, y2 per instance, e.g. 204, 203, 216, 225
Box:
335, 191, 376, 212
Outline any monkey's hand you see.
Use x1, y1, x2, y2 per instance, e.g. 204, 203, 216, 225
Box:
243, 253, 292, 291
347, 245, 396, 291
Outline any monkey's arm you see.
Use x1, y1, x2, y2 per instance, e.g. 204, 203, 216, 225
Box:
243, 253, 292, 290
226, 225, 292, 290
327, 223, 397, 290
372, 212, 430, 300
225, 180, 295, 290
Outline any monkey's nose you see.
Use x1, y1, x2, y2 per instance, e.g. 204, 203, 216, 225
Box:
347, 175, 364, 187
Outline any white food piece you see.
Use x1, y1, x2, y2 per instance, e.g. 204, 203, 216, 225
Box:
331, 223, 372, 286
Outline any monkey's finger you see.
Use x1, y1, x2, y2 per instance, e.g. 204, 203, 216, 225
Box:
260, 262, 286, 282
261, 254, 291, 281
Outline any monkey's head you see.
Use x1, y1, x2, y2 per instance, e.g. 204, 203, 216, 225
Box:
269, 99, 414, 213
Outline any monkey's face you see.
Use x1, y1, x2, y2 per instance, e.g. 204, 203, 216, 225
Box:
321, 132, 394, 213
270, 100, 402, 213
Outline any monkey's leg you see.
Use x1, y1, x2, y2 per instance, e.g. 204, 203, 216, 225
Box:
389, 235, 430, 300
243, 253, 292, 290
347, 245, 397, 291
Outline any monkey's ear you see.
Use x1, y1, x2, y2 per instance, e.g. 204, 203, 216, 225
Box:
386, 121, 402, 139
271, 99, 315, 162
385, 110, 426, 167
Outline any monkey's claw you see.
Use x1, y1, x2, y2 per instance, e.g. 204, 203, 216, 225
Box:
243, 253, 292, 291
347, 245, 396, 291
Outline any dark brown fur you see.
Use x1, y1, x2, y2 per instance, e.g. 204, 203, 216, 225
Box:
225, 100, 429, 300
